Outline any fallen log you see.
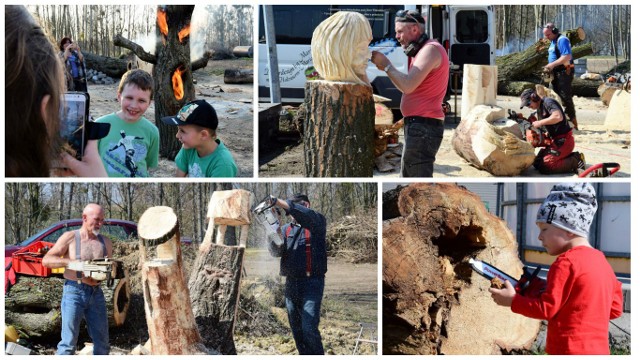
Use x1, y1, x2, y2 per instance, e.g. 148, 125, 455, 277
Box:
83, 52, 129, 78
497, 27, 594, 95
224, 69, 253, 84
5, 275, 130, 338
138, 206, 208, 355
382, 183, 540, 354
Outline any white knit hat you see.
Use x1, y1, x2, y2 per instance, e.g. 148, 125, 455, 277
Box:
536, 183, 598, 238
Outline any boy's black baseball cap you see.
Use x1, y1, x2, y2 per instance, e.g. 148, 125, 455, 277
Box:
161, 99, 218, 130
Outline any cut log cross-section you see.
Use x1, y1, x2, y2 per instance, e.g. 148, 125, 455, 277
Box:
188, 190, 252, 354
303, 80, 375, 177
138, 206, 208, 355
383, 184, 540, 355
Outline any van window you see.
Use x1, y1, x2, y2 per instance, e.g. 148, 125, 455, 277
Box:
455, 10, 488, 43
259, 5, 404, 46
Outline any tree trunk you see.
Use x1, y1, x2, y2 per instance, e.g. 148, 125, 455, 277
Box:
383, 184, 540, 354
452, 105, 535, 176
5, 275, 130, 338
223, 69, 253, 84
138, 206, 207, 355
303, 80, 375, 177
152, 6, 197, 160
188, 243, 245, 354
461, 64, 498, 120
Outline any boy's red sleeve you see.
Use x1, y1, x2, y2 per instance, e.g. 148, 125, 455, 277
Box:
511, 257, 573, 320
610, 281, 624, 319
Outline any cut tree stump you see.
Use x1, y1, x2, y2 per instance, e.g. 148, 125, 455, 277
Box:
383, 183, 540, 355
461, 64, 498, 121
138, 206, 208, 355
223, 69, 253, 84
188, 190, 251, 354
5, 275, 130, 338
451, 105, 535, 176
303, 80, 375, 177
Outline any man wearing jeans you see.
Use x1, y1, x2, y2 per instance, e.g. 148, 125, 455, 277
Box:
268, 194, 327, 355
43, 204, 112, 355
372, 10, 450, 177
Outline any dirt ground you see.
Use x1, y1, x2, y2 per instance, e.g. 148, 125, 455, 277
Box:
237, 249, 378, 355
87, 58, 253, 177
259, 94, 630, 178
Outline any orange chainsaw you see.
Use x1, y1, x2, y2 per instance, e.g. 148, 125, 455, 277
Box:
507, 109, 552, 147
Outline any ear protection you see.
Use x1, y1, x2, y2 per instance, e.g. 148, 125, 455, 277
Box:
530, 92, 541, 103
551, 26, 559, 35
404, 33, 428, 57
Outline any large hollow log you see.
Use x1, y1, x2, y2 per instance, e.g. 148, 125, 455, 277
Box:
138, 206, 207, 355
452, 108, 535, 177
5, 275, 130, 338
383, 183, 540, 355
303, 80, 375, 177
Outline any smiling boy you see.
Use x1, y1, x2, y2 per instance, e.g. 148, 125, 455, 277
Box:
161, 99, 237, 177
95, 69, 159, 177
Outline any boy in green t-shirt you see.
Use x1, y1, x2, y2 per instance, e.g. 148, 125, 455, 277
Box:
96, 69, 159, 177
161, 99, 237, 177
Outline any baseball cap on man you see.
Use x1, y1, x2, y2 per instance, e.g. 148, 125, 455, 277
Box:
161, 99, 218, 130
520, 88, 537, 109
290, 193, 310, 204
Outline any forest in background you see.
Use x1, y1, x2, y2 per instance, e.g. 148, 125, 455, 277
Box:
494, 4, 630, 61
4, 183, 377, 247
27, 5, 253, 59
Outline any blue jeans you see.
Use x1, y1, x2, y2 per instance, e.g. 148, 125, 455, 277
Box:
57, 280, 109, 355
402, 117, 444, 177
285, 276, 325, 355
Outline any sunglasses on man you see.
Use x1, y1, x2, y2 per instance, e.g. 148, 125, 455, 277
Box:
396, 10, 424, 24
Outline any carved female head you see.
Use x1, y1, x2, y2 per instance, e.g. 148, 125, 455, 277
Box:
311, 11, 373, 85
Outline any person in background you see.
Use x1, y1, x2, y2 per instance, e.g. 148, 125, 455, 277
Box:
59, 37, 88, 92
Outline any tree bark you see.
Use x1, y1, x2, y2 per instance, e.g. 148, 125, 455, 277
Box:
497, 27, 593, 95
383, 184, 540, 354
223, 69, 253, 84
83, 51, 130, 78
138, 206, 207, 355
152, 6, 197, 160
188, 243, 245, 354
5, 275, 130, 338
303, 80, 375, 177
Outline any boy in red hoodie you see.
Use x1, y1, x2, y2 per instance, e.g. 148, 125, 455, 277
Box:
489, 183, 623, 354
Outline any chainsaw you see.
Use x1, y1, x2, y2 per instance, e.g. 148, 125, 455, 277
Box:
252, 195, 284, 246
468, 258, 546, 298
507, 109, 552, 147
71, 258, 126, 286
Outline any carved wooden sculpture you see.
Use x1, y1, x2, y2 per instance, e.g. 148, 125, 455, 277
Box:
305, 11, 375, 177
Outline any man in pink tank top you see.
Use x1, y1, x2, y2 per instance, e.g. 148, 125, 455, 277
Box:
372, 10, 449, 177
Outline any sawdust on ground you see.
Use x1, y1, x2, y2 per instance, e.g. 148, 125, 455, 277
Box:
259, 94, 630, 178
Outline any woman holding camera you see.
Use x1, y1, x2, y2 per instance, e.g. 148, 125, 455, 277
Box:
59, 37, 88, 92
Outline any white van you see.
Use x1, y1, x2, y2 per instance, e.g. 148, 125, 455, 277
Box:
258, 5, 495, 108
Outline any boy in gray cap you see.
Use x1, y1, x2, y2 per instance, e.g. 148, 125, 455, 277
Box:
489, 183, 623, 354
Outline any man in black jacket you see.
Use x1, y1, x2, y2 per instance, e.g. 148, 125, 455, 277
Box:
268, 194, 327, 355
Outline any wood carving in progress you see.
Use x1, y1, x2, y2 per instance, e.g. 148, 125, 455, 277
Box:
311, 11, 373, 85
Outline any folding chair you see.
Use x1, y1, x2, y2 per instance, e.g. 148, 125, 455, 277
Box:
353, 322, 377, 355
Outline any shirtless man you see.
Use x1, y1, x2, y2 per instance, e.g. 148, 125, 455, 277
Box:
43, 203, 113, 355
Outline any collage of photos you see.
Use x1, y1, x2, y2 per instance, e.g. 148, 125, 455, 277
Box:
3, 2, 633, 357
